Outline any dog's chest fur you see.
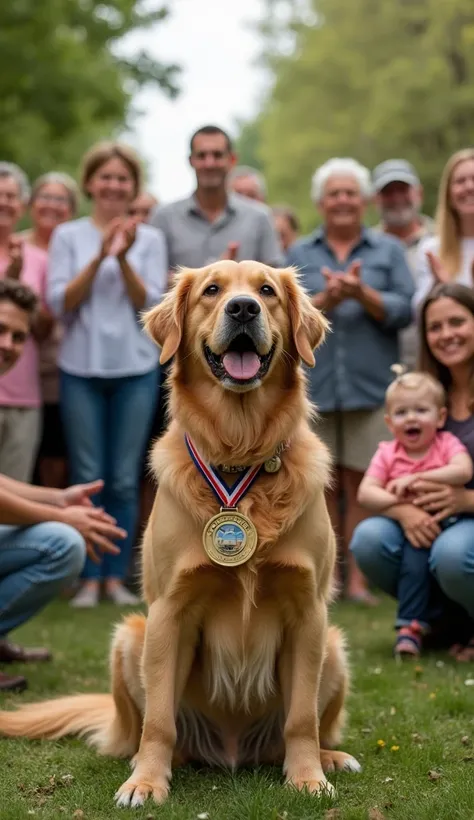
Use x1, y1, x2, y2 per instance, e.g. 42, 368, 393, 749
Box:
197, 566, 313, 712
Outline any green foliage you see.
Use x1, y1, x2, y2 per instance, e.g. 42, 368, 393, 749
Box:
0, 1, 180, 185
241, 0, 474, 231
235, 116, 265, 170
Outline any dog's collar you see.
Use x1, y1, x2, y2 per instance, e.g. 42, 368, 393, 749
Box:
218, 441, 289, 474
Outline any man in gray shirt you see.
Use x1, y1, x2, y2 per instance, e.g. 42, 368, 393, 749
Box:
151, 125, 284, 270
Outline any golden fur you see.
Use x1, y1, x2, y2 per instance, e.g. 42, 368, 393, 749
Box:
0, 261, 360, 807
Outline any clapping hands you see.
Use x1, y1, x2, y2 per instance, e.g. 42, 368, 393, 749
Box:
321, 260, 363, 307
101, 217, 138, 260
6, 236, 24, 279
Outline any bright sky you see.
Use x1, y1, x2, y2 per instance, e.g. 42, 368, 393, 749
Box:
124, 0, 266, 204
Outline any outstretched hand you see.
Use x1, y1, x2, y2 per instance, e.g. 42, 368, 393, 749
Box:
61, 480, 104, 508
426, 251, 450, 284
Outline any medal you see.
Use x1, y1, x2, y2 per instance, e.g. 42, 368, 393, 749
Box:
185, 435, 263, 566
203, 509, 258, 566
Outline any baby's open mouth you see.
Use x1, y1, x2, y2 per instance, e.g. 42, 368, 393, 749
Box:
404, 426, 421, 440
204, 334, 275, 383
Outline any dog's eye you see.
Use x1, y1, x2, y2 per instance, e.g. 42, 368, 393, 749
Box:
203, 284, 220, 296
260, 284, 276, 297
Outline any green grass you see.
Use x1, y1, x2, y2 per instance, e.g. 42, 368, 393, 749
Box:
0, 599, 473, 820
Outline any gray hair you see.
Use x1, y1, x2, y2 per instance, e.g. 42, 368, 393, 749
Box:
228, 165, 267, 199
31, 172, 80, 214
311, 158, 372, 203
0, 162, 31, 203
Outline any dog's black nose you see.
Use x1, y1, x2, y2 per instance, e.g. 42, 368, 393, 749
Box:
225, 296, 261, 323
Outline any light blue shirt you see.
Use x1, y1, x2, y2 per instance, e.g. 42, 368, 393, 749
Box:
47, 217, 167, 378
286, 227, 414, 412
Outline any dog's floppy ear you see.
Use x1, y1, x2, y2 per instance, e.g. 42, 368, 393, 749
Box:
143, 270, 194, 364
280, 267, 330, 367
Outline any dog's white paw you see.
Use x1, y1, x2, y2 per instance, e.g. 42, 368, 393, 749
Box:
114, 775, 169, 808
321, 749, 362, 774
343, 755, 362, 773
286, 773, 335, 797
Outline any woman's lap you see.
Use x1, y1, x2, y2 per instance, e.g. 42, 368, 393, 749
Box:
350, 515, 474, 619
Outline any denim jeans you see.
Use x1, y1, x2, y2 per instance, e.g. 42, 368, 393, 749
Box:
60, 369, 159, 581
0, 523, 86, 636
350, 516, 474, 627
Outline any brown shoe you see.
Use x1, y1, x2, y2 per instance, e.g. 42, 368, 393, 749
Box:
0, 670, 27, 692
0, 639, 52, 664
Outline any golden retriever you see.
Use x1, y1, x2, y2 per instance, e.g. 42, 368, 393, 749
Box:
0, 261, 360, 807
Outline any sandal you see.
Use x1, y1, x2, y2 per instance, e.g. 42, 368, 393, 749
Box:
394, 621, 424, 659
450, 637, 474, 663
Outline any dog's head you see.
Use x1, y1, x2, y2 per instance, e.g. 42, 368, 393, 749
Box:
144, 261, 328, 394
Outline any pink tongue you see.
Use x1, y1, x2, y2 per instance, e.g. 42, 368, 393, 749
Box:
222, 351, 261, 380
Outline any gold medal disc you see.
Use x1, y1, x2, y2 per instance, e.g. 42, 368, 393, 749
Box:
202, 510, 258, 566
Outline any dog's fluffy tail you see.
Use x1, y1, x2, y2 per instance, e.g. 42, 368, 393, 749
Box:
0, 694, 114, 746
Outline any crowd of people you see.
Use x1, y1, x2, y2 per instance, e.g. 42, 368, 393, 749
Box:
0, 123, 473, 690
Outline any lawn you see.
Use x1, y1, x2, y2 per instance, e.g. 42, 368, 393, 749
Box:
0, 598, 473, 820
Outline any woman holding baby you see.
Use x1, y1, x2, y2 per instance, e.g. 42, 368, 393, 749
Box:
351, 282, 474, 661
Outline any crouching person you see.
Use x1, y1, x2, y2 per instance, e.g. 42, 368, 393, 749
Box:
0, 280, 126, 691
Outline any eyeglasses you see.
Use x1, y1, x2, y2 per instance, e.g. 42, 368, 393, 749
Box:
35, 193, 71, 206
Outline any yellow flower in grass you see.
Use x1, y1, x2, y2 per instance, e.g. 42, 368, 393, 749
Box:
377, 739, 386, 748
390, 745, 400, 752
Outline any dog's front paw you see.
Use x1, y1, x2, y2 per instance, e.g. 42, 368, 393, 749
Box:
285, 770, 335, 797
115, 774, 169, 808
320, 749, 362, 774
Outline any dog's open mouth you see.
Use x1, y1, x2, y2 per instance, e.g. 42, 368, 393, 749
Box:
204, 334, 275, 384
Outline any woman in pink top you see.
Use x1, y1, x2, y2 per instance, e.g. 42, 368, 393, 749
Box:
357, 368, 472, 657
0, 163, 53, 481
23, 173, 79, 489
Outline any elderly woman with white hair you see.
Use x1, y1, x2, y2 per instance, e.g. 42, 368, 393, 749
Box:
287, 157, 414, 605
0, 162, 53, 482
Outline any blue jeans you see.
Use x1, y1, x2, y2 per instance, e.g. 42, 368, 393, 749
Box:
350, 517, 474, 627
0, 523, 86, 636
60, 369, 159, 581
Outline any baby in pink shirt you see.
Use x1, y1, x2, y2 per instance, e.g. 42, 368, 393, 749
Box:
358, 367, 473, 658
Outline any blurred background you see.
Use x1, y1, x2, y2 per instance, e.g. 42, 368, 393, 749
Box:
2, 0, 474, 227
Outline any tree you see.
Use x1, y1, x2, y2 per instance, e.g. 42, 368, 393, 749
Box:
241, 0, 474, 230
0, 1, 180, 183
234, 117, 265, 170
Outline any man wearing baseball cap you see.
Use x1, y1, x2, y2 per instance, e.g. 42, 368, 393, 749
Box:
372, 159, 434, 368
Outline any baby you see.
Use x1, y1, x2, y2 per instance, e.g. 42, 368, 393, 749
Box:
357, 366, 473, 658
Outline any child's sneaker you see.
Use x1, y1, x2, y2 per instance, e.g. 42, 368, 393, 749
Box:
394, 621, 424, 659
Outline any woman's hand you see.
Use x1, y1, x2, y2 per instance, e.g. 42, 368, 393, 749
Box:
390, 503, 441, 548
100, 218, 123, 258
115, 218, 138, 260
426, 251, 451, 284
411, 478, 467, 521
6, 236, 24, 279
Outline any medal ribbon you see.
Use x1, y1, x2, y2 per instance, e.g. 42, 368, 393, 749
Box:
185, 434, 263, 508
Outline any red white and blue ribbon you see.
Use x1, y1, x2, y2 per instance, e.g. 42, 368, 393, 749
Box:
185, 434, 262, 508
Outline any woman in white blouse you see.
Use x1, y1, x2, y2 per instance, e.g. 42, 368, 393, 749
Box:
414, 149, 474, 309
